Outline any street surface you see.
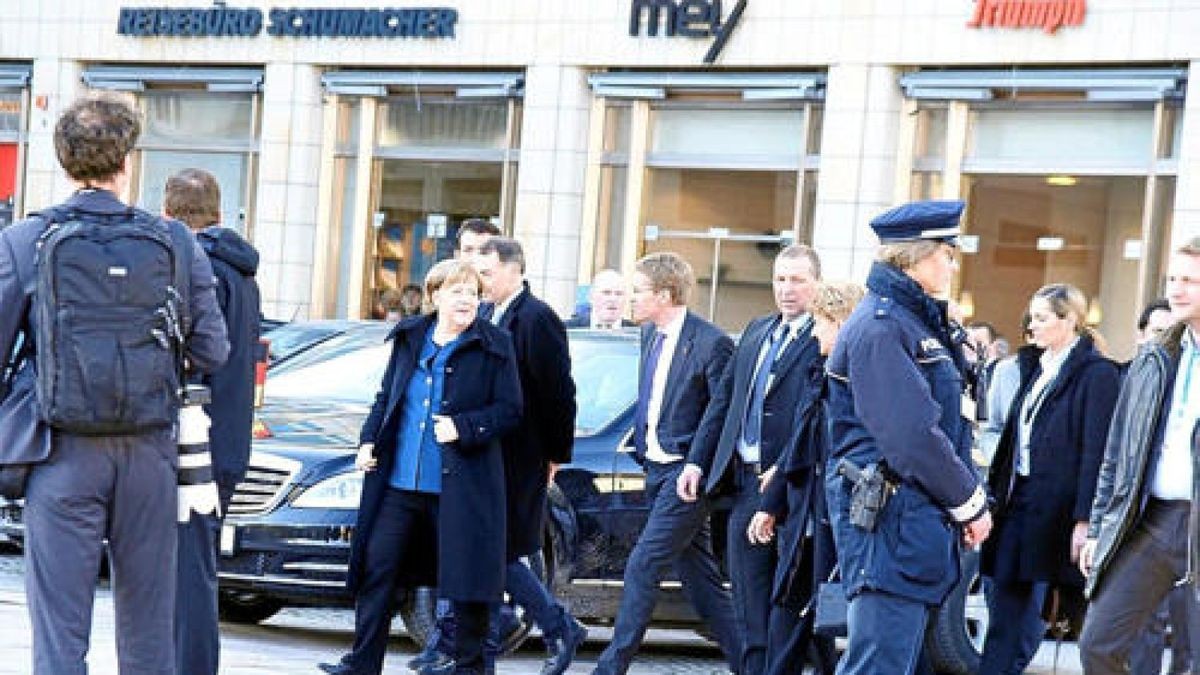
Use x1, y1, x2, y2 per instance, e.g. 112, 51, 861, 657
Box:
0, 549, 1099, 674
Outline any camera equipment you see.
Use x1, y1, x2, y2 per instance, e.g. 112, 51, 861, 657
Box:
177, 383, 219, 523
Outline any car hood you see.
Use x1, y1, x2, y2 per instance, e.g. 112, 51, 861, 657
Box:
254, 398, 367, 456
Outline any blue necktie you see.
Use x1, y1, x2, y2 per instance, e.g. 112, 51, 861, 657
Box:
634, 331, 667, 455
742, 324, 792, 448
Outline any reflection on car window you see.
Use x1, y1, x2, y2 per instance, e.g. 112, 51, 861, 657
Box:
265, 343, 391, 404
272, 327, 390, 375
570, 335, 638, 435
266, 325, 344, 364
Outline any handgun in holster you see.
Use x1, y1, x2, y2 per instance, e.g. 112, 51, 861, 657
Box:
837, 459, 897, 532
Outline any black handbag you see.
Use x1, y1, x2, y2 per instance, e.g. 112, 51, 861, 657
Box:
0, 341, 51, 500
802, 564, 848, 638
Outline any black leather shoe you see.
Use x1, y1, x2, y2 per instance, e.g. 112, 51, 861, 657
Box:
418, 660, 495, 675
317, 661, 358, 675
497, 609, 532, 656
540, 617, 588, 675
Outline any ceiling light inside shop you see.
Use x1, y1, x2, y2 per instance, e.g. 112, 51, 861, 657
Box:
1036, 237, 1066, 252
1046, 175, 1078, 187
1124, 240, 1143, 260
959, 235, 980, 254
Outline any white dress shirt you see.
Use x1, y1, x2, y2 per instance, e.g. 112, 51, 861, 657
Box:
645, 310, 688, 464
1015, 337, 1077, 477
737, 314, 811, 464
1152, 329, 1200, 500
490, 286, 523, 326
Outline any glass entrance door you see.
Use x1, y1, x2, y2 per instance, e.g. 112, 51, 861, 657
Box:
362, 159, 502, 318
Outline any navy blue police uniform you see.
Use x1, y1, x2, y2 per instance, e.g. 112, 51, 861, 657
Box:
824, 200, 988, 675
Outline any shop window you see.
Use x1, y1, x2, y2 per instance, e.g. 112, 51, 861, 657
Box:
329, 94, 521, 319
604, 103, 631, 156
378, 99, 508, 149
914, 105, 947, 163
651, 107, 805, 159
136, 90, 258, 235
958, 174, 1149, 358
592, 165, 627, 273
965, 107, 1155, 167
0, 90, 24, 228
643, 168, 797, 329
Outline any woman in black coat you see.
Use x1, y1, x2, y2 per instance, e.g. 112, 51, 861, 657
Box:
979, 283, 1120, 675
321, 260, 522, 675
748, 280, 865, 675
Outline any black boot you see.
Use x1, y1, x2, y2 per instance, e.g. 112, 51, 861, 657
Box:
540, 617, 589, 675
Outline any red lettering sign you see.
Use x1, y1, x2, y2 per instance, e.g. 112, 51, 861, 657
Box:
967, 0, 1086, 34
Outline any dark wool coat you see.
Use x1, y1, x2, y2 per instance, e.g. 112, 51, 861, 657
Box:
346, 314, 523, 603
492, 284, 577, 559
982, 336, 1120, 586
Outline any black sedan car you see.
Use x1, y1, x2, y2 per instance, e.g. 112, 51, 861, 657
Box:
216, 328, 986, 673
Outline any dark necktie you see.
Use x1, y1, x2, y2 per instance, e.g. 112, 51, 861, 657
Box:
634, 331, 667, 455
742, 324, 792, 447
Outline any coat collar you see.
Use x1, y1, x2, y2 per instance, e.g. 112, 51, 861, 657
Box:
59, 189, 136, 215
388, 312, 507, 357
866, 261, 966, 375
1015, 334, 1105, 394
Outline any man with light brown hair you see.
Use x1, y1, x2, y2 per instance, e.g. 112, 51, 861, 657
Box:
592, 251, 741, 675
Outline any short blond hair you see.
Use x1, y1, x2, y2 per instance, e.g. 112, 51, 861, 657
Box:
878, 240, 943, 271
424, 259, 483, 300
811, 280, 866, 324
635, 252, 694, 306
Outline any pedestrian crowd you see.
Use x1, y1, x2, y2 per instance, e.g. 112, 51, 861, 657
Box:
0, 93, 1198, 675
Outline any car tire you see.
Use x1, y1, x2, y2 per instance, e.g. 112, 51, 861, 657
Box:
218, 591, 285, 624
924, 547, 988, 675
398, 585, 439, 648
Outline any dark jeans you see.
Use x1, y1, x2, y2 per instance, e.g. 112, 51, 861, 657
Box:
1081, 499, 1200, 675
837, 589, 933, 675
1131, 585, 1195, 675
593, 460, 741, 675
346, 488, 439, 674
978, 580, 1048, 675
24, 432, 178, 675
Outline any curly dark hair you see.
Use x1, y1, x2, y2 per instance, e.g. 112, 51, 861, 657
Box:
54, 95, 141, 182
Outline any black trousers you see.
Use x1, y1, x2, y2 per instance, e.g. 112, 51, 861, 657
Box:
347, 488, 439, 674
1081, 499, 1200, 674
593, 460, 741, 675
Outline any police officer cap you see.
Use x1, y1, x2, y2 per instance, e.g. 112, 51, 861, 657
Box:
870, 199, 964, 246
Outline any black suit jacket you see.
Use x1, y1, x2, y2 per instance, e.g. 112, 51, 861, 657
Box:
635, 311, 734, 464
494, 282, 577, 558
687, 313, 822, 496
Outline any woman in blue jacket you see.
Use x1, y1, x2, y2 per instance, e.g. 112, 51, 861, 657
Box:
322, 259, 523, 675
979, 283, 1120, 674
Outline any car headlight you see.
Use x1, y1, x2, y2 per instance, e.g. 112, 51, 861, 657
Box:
292, 471, 363, 509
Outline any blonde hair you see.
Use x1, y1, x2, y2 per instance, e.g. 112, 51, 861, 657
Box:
424, 259, 483, 301
811, 280, 866, 324
635, 252, 695, 306
1033, 283, 1108, 354
878, 240, 943, 271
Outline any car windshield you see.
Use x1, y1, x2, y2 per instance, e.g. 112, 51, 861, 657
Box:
262, 330, 639, 435
270, 325, 391, 375
570, 333, 638, 435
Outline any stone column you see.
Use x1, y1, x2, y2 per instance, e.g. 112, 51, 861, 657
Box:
511, 64, 591, 316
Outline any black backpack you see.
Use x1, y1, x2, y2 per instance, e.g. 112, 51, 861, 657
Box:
33, 208, 192, 434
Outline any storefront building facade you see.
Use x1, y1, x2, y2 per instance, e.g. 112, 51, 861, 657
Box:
4, 0, 1200, 358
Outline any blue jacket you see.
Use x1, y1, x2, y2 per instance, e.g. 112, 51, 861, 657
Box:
825, 261, 981, 605
347, 314, 522, 603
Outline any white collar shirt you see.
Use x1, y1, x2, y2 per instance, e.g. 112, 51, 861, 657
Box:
737, 314, 812, 464
490, 285, 523, 326
645, 309, 688, 464
1152, 329, 1200, 500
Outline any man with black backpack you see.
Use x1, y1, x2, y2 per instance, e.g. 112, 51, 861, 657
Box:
164, 168, 261, 675
0, 95, 229, 675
